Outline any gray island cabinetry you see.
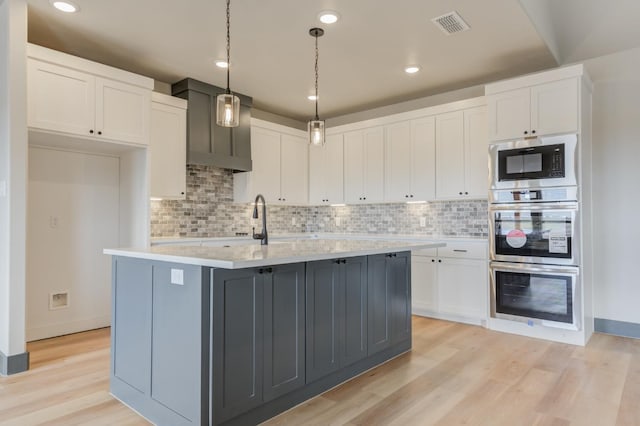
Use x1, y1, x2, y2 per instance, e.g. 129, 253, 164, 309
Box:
105, 239, 441, 425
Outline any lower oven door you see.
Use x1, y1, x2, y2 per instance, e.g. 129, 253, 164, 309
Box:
490, 262, 580, 330
490, 202, 579, 265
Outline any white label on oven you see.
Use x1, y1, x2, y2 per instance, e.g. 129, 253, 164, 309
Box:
506, 229, 527, 248
549, 232, 568, 254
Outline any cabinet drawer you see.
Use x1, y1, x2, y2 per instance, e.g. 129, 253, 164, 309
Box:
412, 247, 438, 257
438, 241, 487, 260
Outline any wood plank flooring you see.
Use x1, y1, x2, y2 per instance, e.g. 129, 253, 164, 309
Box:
1, 317, 639, 425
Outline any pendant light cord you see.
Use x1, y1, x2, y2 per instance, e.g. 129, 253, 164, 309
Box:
225, 0, 231, 94
314, 33, 319, 120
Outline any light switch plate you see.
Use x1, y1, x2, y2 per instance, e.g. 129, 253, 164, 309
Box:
171, 268, 184, 285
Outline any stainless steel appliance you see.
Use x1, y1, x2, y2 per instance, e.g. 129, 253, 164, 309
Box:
490, 262, 580, 330
489, 201, 579, 266
489, 134, 577, 190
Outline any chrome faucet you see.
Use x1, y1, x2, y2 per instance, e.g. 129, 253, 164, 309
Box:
252, 194, 268, 245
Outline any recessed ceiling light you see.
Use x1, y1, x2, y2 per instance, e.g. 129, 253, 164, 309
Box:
404, 66, 421, 74
215, 60, 229, 68
50, 0, 79, 13
318, 10, 340, 24
307, 95, 318, 101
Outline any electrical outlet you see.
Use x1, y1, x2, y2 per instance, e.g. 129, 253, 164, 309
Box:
291, 217, 297, 226
171, 268, 184, 285
420, 217, 427, 227
49, 291, 69, 310
335, 217, 341, 227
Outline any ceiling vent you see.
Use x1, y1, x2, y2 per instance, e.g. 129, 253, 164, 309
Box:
431, 11, 470, 35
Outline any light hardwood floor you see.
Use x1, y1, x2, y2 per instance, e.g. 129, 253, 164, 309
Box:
1, 317, 639, 425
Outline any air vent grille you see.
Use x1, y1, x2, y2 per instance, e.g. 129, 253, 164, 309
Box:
431, 11, 470, 35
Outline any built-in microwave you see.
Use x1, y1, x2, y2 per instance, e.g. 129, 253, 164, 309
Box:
489, 134, 577, 190
490, 262, 580, 330
489, 202, 579, 266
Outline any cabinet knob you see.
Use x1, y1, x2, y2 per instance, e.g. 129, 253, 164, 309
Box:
410, 195, 414, 198
89, 130, 94, 134
464, 192, 468, 195
405, 195, 408, 198
98, 131, 102, 135
181, 192, 185, 195
524, 131, 528, 135
431, 259, 435, 263
363, 197, 367, 200
532, 130, 536, 134
438, 259, 442, 263
459, 192, 463, 195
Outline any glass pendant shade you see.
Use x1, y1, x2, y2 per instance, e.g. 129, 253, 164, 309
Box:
216, 93, 240, 127
308, 119, 325, 146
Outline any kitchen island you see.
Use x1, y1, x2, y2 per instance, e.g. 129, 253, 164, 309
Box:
104, 239, 444, 426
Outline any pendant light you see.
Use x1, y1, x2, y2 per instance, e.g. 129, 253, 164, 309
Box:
308, 27, 325, 146
216, 0, 240, 127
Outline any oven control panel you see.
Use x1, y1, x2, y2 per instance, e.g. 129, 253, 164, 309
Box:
490, 187, 578, 204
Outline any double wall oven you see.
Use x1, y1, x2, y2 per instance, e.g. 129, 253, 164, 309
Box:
488, 134, 581, 330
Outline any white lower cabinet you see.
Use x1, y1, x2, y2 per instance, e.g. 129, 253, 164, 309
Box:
412, 240, 488, 325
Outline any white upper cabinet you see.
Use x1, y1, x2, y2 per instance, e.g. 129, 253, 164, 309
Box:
27, 44, 153, 146
343, 127, 384, 204
309, 134, 344, 205
234, 121, 309, 205
488, 77, 579, 141
435, 106, 488, 200
149, 93, 187, 200
384, 117, 435, 202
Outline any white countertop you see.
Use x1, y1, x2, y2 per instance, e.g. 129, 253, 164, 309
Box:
104, 239, 446, 269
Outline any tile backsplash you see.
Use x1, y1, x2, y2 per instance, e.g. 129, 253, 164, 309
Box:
150, 165, 488, 238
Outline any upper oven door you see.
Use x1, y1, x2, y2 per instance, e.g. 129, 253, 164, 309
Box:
489, 134, 577, 190
490, 202, 579, 266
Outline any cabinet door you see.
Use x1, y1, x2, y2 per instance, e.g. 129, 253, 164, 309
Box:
530, 78, 579, 137
263, 264, 306, 402
342, 256, 368, 367
343, 130, 365, 203
250, 127, 282, 203
437, 258, 488, 322
280, 134, 309, 204
308, 142, 327, 204
411, 256, 438, 315
463, 106, 489, 198
367, 254, 391, 355
488, 87, 530, 141
212, 268, 264, 423
95, 77, 150, 145
324, 134, 345, 204
363, 127, 385, 203
306, 260, 342, 382
436, 111, 465, 199
150, 101, 186, 199
384, 121, 412, 202
388, 252, 411, 345
411, 116, 436, 201
27, 59, 95, 136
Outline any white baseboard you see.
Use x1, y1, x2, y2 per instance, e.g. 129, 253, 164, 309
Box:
27, 316, 111, 342
413, 307, 486, 327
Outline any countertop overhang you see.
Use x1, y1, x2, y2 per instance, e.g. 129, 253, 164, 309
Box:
104, 239, 446, 269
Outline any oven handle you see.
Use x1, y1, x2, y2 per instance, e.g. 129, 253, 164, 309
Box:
489, 203, 578, 211
490, 262, 579, 275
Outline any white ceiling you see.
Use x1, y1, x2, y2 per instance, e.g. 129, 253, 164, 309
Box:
26, 0, 640, 122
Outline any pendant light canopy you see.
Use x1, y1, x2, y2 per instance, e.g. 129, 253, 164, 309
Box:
308, 27, 325, 146
216, 0, 240, 127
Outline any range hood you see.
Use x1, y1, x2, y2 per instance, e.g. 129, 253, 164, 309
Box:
172, 78, 252, 172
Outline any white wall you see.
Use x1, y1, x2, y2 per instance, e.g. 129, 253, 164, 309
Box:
583, 46, 640, 324
26, 147, 119, 341
0, 0, 27, 359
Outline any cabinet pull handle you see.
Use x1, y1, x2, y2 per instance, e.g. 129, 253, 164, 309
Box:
341, 259, 347, 264
453, 249, 467, 252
